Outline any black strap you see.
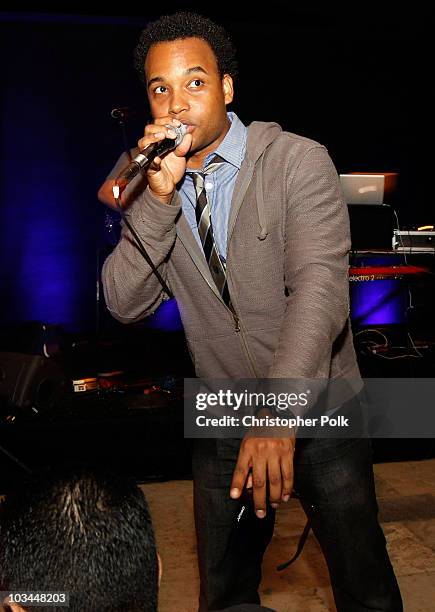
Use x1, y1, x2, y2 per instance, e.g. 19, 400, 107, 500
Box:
276, 518, 311, 571
114, 197, 173, 299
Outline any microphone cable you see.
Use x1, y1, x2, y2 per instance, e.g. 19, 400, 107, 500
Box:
113, 190, 173, 299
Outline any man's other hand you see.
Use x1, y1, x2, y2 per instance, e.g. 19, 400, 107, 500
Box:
230, 433, 295, 519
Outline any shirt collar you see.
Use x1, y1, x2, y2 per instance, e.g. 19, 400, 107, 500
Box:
185, 112, 246, 173
206, 112, 246, 169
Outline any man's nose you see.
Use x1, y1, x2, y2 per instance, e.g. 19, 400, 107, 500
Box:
168, 90, 189, 116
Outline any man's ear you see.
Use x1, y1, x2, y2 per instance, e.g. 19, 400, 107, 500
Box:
222, 74, 234, 105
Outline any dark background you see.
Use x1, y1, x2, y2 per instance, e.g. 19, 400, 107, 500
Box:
0, 2, 432, 333
0, 4, 434, 485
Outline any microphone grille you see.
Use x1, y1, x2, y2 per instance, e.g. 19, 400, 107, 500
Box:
165, 123, 187, 146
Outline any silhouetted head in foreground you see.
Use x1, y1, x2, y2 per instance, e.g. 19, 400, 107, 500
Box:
0, 468, 159, 611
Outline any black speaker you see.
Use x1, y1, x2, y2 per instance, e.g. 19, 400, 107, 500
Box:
0, 352, 67, 413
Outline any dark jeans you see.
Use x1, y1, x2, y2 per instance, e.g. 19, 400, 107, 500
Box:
192, 434, 403, 611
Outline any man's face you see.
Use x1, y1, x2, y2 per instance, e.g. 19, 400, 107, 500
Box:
145, 37, 233, 159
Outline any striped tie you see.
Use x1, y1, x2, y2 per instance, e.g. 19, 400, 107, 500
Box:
189, 156, 231, 306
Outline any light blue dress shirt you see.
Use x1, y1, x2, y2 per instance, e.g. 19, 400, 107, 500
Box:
178, 112, 247, 261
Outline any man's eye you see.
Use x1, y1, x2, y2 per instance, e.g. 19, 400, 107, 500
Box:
154, 86, 167, 94
189, 79, 204, 88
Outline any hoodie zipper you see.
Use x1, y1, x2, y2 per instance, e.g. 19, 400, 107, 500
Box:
226, 291, 260, 378
193, 273, 257, 376
234, 313, 260, 378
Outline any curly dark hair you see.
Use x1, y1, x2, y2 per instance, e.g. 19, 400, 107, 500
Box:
134, 11, 238, 86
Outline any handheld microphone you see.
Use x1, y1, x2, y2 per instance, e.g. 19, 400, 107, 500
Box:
114, 123, 187, 191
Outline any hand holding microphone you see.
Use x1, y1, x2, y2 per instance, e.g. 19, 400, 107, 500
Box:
114, 118, 191, 204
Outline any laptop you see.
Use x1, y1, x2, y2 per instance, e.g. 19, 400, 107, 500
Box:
339, 174, 385, 204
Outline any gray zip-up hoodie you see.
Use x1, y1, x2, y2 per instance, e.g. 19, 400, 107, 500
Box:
102, 121, 361, 396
